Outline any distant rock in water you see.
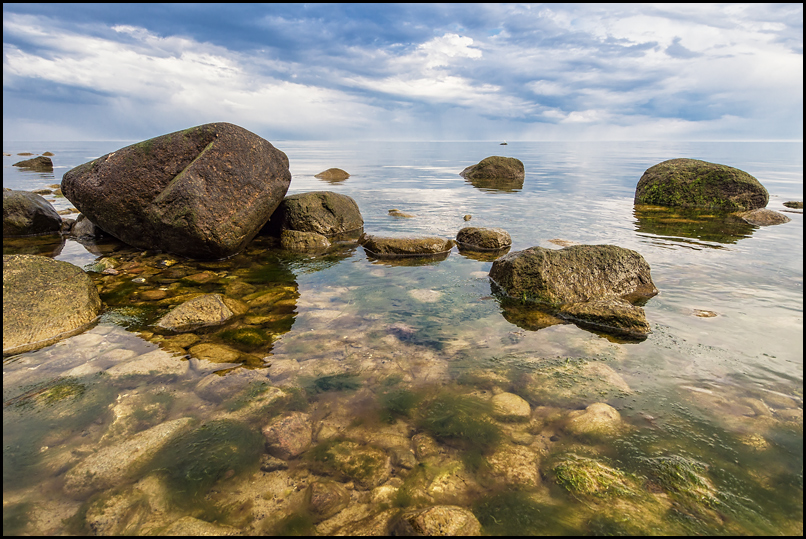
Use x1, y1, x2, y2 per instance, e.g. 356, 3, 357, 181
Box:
460, 156, 524, 181
3, 254, 102, 356
489, 244, 658, 339
634, 158, 768, 211
3, 190, 62, 237
388, 209, 415, 218
61, 122, 291, 259
13, 156, 53, 172
782, 201, 803, 209
456, 226, 512, 251
738, 208, 791, 226
314, 168, 350, 182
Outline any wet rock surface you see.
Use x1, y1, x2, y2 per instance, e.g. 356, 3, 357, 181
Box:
264, 191, 363, 238
3, 254, 102, 355
634, 158, 769, 210
456, 226, 512, 251
280, 229, 331, 253
3, 190, 62, 237
13, 155, 53, 172
61, 122, 291, 259
359, 233, 455, 258
738, 208, 792, 226
460, 156, 525, 181
155, 293, 248, 333
314, 168, 350, 182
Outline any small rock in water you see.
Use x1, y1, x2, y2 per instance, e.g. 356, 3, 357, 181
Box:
388, 209, 415, 218
738, 208, 791, 226
693, 309, 718, 318
782, 201, 803, 209
463, 214, 472, 221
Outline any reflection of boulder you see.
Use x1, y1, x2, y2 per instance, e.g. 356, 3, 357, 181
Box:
3, 254, 102, 355
464, 176, 524, 193
490, 245, 657, 339
634, 158, 768, 210
634, 205, 755, 245
3, 190, 62, 237
2, 234, 65, 257
457, 245, 510, 262
62, 122, 291, 259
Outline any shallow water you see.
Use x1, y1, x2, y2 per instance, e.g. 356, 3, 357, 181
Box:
3, 140, 803, 535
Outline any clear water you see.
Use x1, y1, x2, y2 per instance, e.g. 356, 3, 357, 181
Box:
3, 140, 803, 535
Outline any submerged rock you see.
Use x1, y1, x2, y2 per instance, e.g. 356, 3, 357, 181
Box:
634, 158, 769, 211
558, 297, 651, 339
393, 505, 482, 536
13, 155, 53, 172
3, 254, 102, 356
314, 168, 350, 182
737, 208, 791, 226
262, 412, 312, 460
460, 156, 525, 181
3, 190, 62, 237
359, 233, 454, 258
456, 227, 512, 251
61, 122, 291, 259
491, 392, 531, 422
564, 402, 623, 438
155, 293, 248, 333
264, 191, 363, 239
305, 480, 351, 522
312, 440, 391, 488
280, 229, 331, 253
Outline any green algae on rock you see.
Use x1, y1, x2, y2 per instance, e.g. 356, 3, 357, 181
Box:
3, 254, 102, 356
634, 158, 769, 210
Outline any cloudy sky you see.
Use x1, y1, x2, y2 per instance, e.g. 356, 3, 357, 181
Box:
3, 3, 803, 142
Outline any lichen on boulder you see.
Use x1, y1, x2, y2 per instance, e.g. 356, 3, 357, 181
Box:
634, 158, 769, 211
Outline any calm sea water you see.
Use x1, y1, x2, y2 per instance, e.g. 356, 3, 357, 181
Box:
3, 140, 803, 535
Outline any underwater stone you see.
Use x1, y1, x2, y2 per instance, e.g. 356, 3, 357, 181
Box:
491, 392, 531, 421
564, 402, 623, 438
64, 417, 194, 495
485, 444, 541, 487
262, 412, 312, 460
737, 208, 791, 226
393, 505, 482, 536
305, 480, 351, 522
155, 293, 247, 333
280, 229, 331, 253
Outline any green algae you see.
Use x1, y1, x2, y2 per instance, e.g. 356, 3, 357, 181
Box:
551, 454, 638, 498
417, 393, 501, 451
146, 419, 263, 505
305, 373, 362, 394
473, 490, 576, 536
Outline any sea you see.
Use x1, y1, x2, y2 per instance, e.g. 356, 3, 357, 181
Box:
3, 140, 803, 535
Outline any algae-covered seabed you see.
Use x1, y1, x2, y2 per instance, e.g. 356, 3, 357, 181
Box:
3, 141, 803, 535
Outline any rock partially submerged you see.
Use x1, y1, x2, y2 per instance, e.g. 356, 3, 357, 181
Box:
782, 201, 803, 209
460, 156, 524, 181
737, 208, 791, 226
62, 122, 291, 259
280, 229, 331, 253
314, 168, 350, 182
3, 254, 102, 356
13, 155, 53, 172
634, 158, 768, 211
456, 227, 512, 251
489, 245, 657, 338
3, 190, 62, 237
264, 191, 363, 240
359, 233, 455, 258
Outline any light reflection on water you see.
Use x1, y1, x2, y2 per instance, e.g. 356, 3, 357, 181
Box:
3, 140, 803, 535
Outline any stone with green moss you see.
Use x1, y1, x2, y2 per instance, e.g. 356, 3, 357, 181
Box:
311, 440, 391, 488
634, 158, 768, 211
551, 453, 638, 497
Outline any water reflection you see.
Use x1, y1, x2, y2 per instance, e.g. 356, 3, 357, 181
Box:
456, 245, 510, 262
2, 234, 65, 257
633, 205, 755, 248
463, 176, 524, 193
364, 249, 451, 266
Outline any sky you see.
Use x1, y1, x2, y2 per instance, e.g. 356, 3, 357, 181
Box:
3, 3, 803, 142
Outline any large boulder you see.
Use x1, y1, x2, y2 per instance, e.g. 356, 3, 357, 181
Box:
460, 156, 524, 181
489, 245, 657, 338
263, 191, 363, 238
3, 254, 102, 355
359, 233, 455, 258
13, 156, 53, 172
61, 122, 291, 259
3, 190, 62, 237
634, 158, 768, 211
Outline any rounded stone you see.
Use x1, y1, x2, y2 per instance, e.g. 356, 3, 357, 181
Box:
393, 505, 482, 536
262, 412, 312, 460
460, 156, 525, 181
564, 402, 623, 437
280, 229, 331, 253
3, 190, 62, 237
738, 208, 791, 226
634, 158, 769, 211
3, 254, 102, 356
456, 227, 512, 251
491, 392, 532, 421
264, 191, 363, 238
314, 168, 350, 182
155, 293, 247, 333
359, 234, 455, 258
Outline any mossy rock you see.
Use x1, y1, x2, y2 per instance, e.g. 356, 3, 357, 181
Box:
460, 156, 525, 181
551, 453, 638, 497
310, 440, 391, 488
634, 159, 768, 211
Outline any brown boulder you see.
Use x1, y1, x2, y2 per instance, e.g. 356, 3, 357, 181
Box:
3, 190, 62, 237
61, 123, 291, 259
